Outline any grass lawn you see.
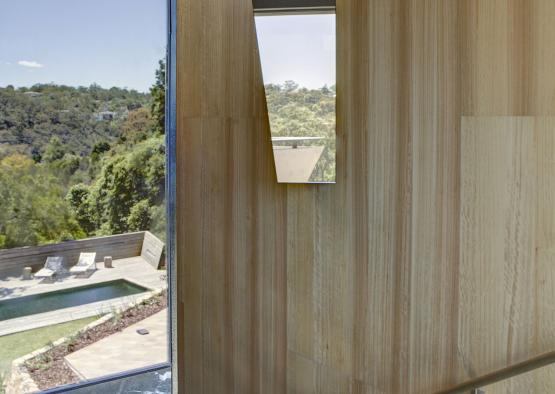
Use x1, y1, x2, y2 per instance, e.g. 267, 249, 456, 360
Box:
0, 317, 98, 375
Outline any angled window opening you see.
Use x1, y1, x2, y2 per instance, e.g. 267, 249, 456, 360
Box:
254, 0, 336, 183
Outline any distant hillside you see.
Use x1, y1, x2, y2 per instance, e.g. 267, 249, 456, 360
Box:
0, 61, 167, 249
0, 84, 151, 160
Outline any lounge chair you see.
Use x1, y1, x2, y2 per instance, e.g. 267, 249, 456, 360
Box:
35, 256, 66, 281
70, 252, 97, 276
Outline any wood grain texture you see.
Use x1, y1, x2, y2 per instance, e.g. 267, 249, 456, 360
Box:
460, 119, 555, 394
176, 0, 555, 392
460, 117, 537, 384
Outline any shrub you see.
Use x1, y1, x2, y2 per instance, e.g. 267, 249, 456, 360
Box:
127, 199, 152, 231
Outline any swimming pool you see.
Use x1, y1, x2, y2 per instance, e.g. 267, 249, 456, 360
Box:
0, 279, 148, 321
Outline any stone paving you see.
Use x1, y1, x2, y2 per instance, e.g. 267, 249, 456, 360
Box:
65, 309, 168, 380
0, 257, 167, 336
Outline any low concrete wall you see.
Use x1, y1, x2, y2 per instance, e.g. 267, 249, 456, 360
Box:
141, 231, 166, 269
0, 232, 145, 276
4, 364, 39, 394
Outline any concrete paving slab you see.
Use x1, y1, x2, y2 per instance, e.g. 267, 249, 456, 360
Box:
64, 309, 168, 380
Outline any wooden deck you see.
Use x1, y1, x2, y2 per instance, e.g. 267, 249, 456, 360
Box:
0, 257, 166, 337
0, 233, 146, 276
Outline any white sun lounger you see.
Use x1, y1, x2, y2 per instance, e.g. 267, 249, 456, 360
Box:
70, 252, 97, 276
35, 256, 66, 281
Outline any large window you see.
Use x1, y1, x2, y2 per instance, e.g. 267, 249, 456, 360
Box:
254, 0, 336, 183
0, 0, 174, 392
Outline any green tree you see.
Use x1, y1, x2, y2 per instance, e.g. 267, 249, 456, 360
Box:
0, 154, 85, 248
70, 136, 165, 237
150, 60, 166, 135
265, 82, 336, 181
91, 141, 111, 162
66, 184, 95, 234
43, 136, 66, 163
0, 71, 166, 248
0, 84, 151, 160
57, 154, 81, 176
120, 107, 153, 144
127, 199, 152, 231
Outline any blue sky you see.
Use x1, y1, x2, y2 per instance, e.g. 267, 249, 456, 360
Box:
0, 4, 333, 92
0, 0, 166, 92
255, 14, 336, 89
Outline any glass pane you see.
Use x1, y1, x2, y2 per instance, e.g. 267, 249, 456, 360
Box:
255, 13, 336, 183
0, 0, 169, 392
65, 368, 171, 394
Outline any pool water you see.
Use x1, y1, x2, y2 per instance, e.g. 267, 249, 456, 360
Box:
0, 279, 148, 321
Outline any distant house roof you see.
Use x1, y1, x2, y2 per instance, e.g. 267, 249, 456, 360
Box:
23, 91, 42, 97
95, 111, 117, 121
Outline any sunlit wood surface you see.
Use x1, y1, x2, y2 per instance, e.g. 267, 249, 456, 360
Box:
176, 0, 555, 392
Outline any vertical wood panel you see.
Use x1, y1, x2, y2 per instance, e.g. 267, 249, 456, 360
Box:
460, 117, 537, 375
177, 0, 555, 392
459, 116, 555, 393
177, 0, 286, 392
406, 2, 462, 391
462, 0, 511, 115
532, 118, 555, 392
530, 1, 555, 115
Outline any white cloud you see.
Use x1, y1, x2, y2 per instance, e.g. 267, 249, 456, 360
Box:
18, 60, 44, 68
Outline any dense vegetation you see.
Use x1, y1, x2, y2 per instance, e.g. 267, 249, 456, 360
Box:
0, 61, 166, 249
0, 71, 333, 249
0, 84, 149, 160
265, 81, 336, 182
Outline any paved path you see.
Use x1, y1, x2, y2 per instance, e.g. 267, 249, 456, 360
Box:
65, 309, 168, 380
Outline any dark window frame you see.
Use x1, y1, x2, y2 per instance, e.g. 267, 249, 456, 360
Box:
253, 0, 335, 13
35, 0, 177, 392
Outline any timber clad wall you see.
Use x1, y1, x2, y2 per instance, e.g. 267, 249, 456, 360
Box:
176, 1, 555, 393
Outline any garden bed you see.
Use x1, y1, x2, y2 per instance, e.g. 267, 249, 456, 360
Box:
25, 290, 167, 391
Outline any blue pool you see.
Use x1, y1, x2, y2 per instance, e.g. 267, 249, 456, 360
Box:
0, 279, 148, 321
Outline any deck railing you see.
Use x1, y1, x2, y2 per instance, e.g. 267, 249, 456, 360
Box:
435, 349, 555, 394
